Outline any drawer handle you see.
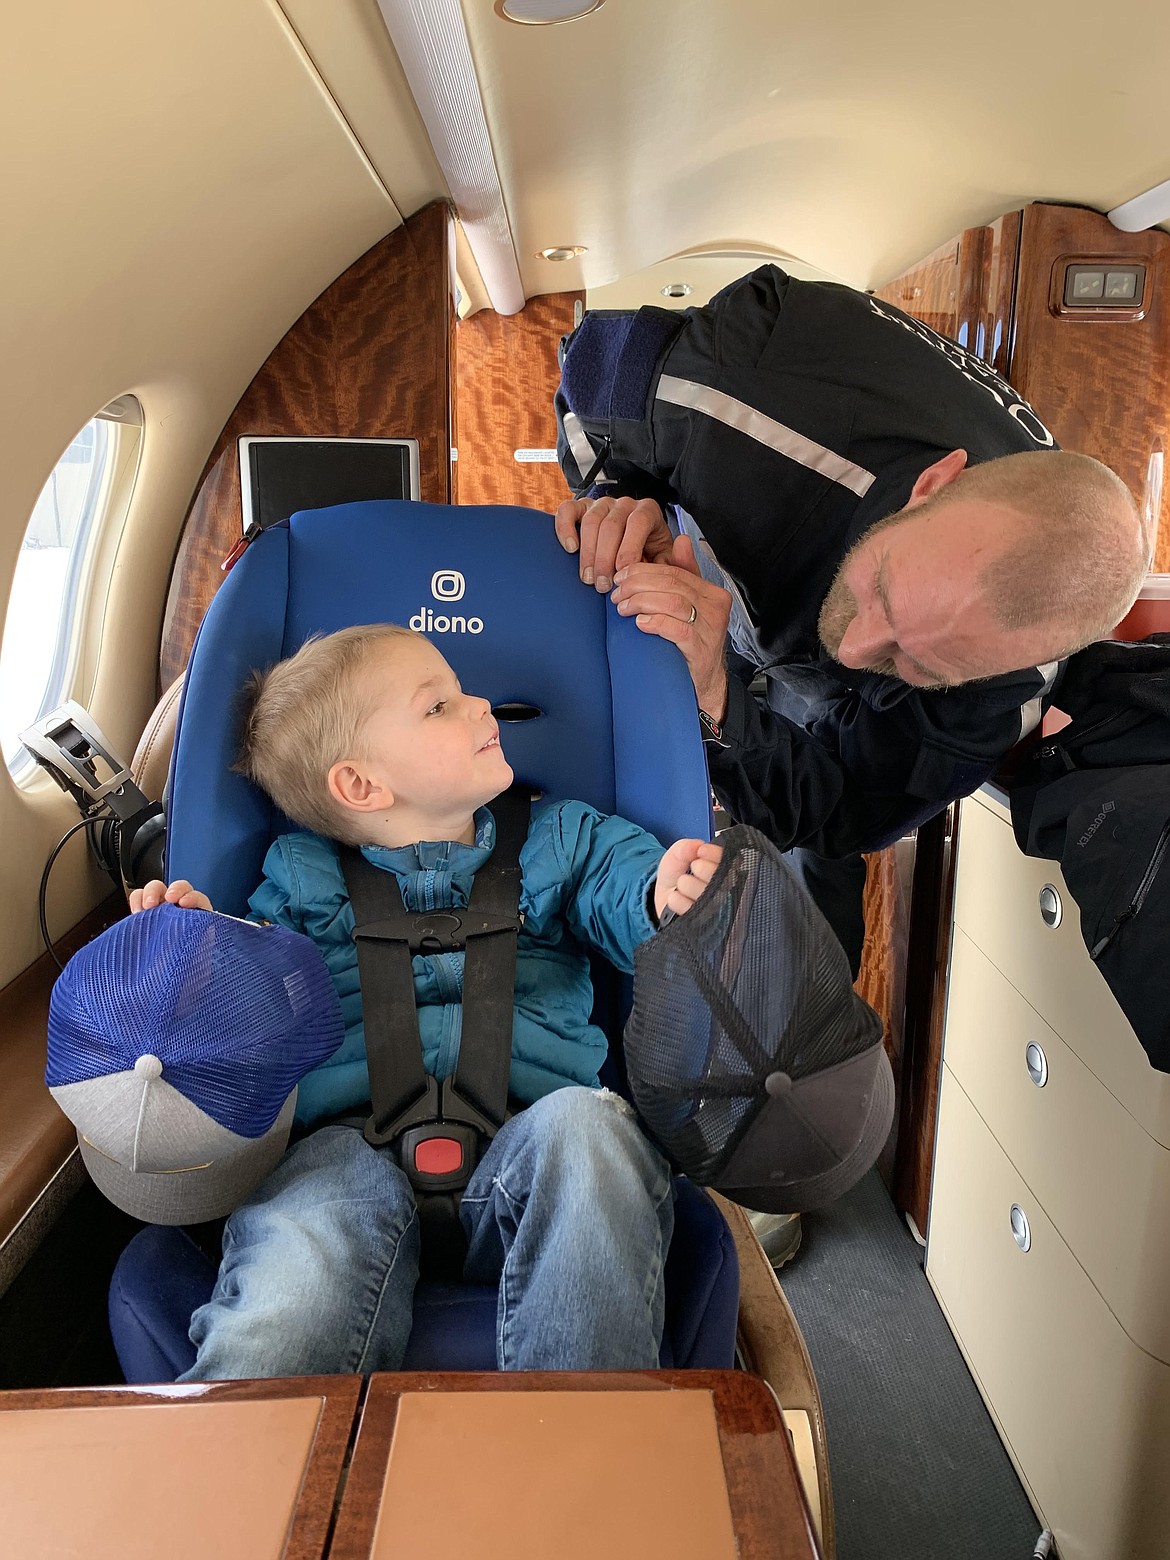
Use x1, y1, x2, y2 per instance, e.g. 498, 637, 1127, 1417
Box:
1010, 1203, 1032, 1252
1025, 1041, 1049, 1088
1038, 884, 1063, 929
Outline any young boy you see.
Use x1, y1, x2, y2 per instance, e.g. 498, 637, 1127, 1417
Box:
131, 623, 722, 1380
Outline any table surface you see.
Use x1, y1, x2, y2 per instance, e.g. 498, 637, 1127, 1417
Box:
0, 1369, 821, 1560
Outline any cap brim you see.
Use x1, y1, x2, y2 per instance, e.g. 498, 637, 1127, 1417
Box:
76, 1092, 296, 1225
714, 1043, 895, 1214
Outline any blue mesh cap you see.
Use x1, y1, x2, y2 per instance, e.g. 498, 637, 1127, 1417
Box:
47, 904, 344, 1224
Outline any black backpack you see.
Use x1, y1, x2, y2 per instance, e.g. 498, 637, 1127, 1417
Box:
1010, 634, 1170, 1072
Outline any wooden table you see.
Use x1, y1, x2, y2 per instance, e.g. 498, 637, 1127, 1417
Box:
0, 1370, 820, 1559
0, 1374, 359, 1560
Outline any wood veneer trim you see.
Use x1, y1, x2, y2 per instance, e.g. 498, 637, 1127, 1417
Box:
159, 202, 454, 688
453, 291, 582, 511
710, 1191, 835, 1559
0, 1376, 362, 1560
332, 1372, 819, 1560
1010, 203, 1170, 572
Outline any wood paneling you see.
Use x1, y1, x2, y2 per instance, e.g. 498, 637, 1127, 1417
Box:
875, 215, 1021, 378
977, 212, 1021, 381
713, 1192, 834, 1556
894, 807, 959, 1236
874, 235, 960, 339
1010, 203, 1170, 572
454, 291, 582, 511
855, 846, 907, 1172
331, 1371, 821, 1560
0, 1376, 360, 1560
159, 202, 453, 688
881, 204, 1170, 568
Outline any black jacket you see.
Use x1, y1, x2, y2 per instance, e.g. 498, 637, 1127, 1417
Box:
556, 265, 1060, 856
1010, 637, 1170, 1071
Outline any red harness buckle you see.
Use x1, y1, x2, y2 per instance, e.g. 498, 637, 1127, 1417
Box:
413, 1136, 465, 1177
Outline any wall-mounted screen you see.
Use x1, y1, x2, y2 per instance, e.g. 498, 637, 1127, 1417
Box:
238, 436, 421, 534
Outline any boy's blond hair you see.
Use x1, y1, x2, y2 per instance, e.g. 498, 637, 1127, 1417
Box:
235, 623, 417, 844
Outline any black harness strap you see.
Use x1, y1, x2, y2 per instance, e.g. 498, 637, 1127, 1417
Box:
341, 857, 431, 1139
450, 784, 530, 1125
339, 788, 530, 1276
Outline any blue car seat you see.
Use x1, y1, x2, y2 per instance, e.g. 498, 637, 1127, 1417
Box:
109, 500, 739, 1380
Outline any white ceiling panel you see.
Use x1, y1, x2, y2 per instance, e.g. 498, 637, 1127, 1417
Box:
455, 0, 1170, 295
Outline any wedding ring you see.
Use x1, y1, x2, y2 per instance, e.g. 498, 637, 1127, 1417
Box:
687, 603, 697, 625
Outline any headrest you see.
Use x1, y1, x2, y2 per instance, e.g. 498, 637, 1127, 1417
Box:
168, 501, 710, 914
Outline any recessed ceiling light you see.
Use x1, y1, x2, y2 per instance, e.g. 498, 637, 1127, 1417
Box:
496, 0, 605, 24
538, 245, 587, 261
660, 283, 692, 298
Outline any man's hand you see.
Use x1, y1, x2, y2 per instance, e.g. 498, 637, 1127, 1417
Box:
554, 495, 674, 591
129, 879, 214, 914
611, 535, 732, 722
653, 840, 724, 922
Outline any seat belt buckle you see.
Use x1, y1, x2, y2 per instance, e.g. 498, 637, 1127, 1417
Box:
397, 1122, 482, 1194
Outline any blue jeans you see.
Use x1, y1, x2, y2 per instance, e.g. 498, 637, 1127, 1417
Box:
178, 1086, 674, 1380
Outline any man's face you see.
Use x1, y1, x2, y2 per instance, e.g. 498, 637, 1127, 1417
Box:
818, 500, 1064, 688
358, 637, 513, 816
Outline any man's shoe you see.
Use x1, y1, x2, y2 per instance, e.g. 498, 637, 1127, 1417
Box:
746, 1210, 803, 1270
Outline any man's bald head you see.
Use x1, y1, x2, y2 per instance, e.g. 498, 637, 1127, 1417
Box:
914, 450, 1148, 647
820, 450, 1150, 687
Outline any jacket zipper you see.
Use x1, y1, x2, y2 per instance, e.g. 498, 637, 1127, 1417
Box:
1090, 816, 1170, 959
1037, 705, 1146, 770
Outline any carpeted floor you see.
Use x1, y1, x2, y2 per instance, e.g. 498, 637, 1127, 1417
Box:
778, 1171, 1046, 1560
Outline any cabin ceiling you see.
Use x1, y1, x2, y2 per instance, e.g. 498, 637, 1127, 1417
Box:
6, 0, 1170, 518
447, 0, 1170, 298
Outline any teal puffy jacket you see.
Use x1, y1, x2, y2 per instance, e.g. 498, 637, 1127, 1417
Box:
248, 800, 664, 1127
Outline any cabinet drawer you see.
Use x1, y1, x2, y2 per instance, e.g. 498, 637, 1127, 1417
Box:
927, 1071, 1170, 1560
944, 929, 1170, 1361
952, 793, 1170, 1146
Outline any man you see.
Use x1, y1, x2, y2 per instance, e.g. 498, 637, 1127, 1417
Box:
554, 266, 1149, 978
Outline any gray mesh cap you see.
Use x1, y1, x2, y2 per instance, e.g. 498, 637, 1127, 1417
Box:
625, 825, 893, 1213
47, 903, 344, 1224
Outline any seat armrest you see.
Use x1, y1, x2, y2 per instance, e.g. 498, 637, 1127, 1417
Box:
0, 897, 126, 1293
711, 1191, 835, 1560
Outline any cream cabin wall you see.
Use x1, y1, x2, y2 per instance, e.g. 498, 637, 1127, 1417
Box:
0, 0, 445, 985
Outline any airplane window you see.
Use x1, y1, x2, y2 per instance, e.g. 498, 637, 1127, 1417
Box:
0, 400, 141, 775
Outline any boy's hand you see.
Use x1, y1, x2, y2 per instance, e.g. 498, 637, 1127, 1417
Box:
128, 879, 214, 914
653, 840, 723, 923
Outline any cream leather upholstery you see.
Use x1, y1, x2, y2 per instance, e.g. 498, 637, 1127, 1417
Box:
130, 676, 184, 806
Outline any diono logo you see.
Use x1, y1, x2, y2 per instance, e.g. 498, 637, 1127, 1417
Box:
412, 568, 483, 635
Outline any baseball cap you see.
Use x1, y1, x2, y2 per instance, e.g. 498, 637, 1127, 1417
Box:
624, 825, 893, 1213
47, 903, 344, 1224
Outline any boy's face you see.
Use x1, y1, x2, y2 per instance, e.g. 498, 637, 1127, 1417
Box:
357, 636, 513, 819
